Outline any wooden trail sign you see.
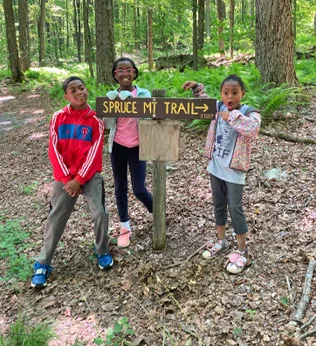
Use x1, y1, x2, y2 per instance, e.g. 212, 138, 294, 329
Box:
96, 91, 216, 250
96, 97, 216, 120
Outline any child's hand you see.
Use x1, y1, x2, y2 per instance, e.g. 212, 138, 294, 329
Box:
218, 111, 230, 121
64, 180, 82, 197
119, 90, 133, 100
182, 81, 198, 90
106, 90, 119, 100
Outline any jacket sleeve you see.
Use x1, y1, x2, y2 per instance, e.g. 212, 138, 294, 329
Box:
75, 117, 104, 185
137, 86, 151, 98
228, 110, 261, 138
48, 111, 72, 184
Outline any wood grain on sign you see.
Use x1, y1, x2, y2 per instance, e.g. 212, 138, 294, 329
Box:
139, 120, 181, 161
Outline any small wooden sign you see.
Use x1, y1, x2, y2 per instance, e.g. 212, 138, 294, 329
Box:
96, 97, 216, 120
139, 120, 181, 161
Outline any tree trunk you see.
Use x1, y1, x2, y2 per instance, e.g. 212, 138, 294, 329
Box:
3, 0, 24, 82
133, 0, 138, 50
95, 0, 115, 86
229, 0, 234, 59
120, 2, 127, 57
38, 0, 45, 66
256, 0, 298, 85
192, 0, 198, 70
18, 0, 30, 71
197, 0, 205, 50
293, 0, 297, 40
205, 0, 210, 39
241, 0, 245, 21
147, 8, 153, 70
250, 0, 255, 27
73, 0, 81, 63
83, 0, 94, 78
52, 23, 59, 64
217, 0, 226, 56
66, 0, 70, 55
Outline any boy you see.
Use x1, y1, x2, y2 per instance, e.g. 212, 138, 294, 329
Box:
31, 76, 113, 288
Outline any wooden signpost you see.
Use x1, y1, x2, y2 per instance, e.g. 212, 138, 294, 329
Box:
96, 96, 216, 120
96, 91, 216, 250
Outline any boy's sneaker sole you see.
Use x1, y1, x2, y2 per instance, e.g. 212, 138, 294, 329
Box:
31, 282, 47, 288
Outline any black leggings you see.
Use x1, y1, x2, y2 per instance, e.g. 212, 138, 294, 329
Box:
110, 142, 153, 222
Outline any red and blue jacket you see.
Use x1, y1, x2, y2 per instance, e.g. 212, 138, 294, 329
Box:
49, 104, 104, 185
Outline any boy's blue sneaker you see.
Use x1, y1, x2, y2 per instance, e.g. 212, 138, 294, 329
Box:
31, 261, 52, 288
96, 253, 114, 270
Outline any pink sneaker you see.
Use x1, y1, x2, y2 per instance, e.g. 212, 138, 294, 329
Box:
117, 228, 131, 248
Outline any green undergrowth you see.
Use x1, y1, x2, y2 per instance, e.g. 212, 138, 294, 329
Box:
0, 215, 32, 283
1, 58, 315, 128
0, 318, 54, 346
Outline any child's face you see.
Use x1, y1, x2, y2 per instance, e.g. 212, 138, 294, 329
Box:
114, 60, 136, 90
220, 81, 245, 111
64, 80, 88, 109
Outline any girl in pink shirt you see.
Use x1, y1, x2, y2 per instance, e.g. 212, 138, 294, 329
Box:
106, 58, 153, 248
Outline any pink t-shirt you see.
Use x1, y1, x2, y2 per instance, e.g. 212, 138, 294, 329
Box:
114, 88, 139, 148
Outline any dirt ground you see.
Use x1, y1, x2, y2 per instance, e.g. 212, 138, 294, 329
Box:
0, 83, 315, 346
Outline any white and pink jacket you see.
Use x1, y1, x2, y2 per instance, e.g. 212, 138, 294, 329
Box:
193, 83, 261, 172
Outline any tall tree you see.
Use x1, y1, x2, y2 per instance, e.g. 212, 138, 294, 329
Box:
197, 0, 205, 50
250, 0, 255, 27
95, 0, 115, 85
241, 0, 245, 21
73, 0, 82, 62
256, 0, 298, 85
83, 0, 94, 77
205, 0, 210, 39
18, 0, 30, 71
192, 0, 198, 70
66, 0, 70, 55
217, 0, 225, 56
38, 0, 45, 66
3, 0, 24, 82
229, 0, 234, 58
293, 0, 297, 40
147, 7, 153, 70
133, 0, 139, 50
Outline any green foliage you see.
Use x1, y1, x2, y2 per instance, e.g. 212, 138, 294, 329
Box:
73, 339, 88, 346
6, 56, 314, 129
295, 0, 316, 52
296, 59, 316, 85
0, 216, 32, 282
280, 296, 289, 307
94, 316, 135, 345
0, 318, 54, 346
257, 84, 305, 125
233, 327, 243, 337
21, 181, 39, 195
0, 68, 10, 81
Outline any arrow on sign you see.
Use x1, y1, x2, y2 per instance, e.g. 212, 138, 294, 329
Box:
195, 104, 209, 112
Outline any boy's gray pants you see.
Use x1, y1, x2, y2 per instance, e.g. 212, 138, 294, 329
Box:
210, 173, 248, 235
37, 173, 109, 266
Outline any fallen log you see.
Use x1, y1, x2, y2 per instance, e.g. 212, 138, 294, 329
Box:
260, 129, 316, 145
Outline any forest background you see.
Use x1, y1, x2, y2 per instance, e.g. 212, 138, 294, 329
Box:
0, 0, 316, 345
